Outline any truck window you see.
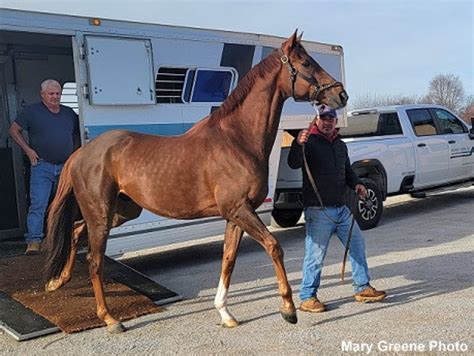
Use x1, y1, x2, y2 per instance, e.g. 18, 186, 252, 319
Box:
339, 112, 402, 138
407, 109, 437, 136
432, 108, 467, 134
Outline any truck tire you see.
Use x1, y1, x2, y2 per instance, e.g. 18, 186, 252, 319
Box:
349, 178, 383, 230
271, 208, 303, 228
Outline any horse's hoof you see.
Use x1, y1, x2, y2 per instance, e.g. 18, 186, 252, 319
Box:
281, 311, 298, 324
222, 318, 239, 328
45, 279, 61, 292
107, 322, 126, 333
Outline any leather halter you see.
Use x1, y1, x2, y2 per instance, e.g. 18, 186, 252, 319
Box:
279, 49, 343, 102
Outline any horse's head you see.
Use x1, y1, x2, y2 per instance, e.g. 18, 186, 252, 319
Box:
279, 30, 348, 109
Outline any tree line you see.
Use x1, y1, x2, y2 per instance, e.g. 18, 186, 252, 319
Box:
349, 74, 473, 124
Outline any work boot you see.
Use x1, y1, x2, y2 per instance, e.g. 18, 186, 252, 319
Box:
354, 285, 386, 302
299, 297, 326, 313
25, 242, 41, 255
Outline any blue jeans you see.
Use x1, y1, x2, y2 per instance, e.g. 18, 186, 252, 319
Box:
25, 160, 64, 243
299, 206, 370, 301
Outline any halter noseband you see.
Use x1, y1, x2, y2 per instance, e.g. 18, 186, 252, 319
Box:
279, 49, 343, 102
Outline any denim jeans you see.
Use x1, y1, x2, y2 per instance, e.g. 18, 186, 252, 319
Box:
299, 206, 370, 301
25, 160, 64, 243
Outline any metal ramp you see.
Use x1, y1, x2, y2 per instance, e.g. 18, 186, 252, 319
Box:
0, 291, 59, 341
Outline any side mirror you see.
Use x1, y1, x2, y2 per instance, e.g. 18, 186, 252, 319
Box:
469, 117, 474, 139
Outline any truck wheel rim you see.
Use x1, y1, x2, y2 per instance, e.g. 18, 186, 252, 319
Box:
358, 189, 378, 221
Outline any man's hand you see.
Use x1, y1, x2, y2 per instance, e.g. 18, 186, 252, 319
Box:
26, 148, 39, 166
355, 184, 367, 199
297, 129, 310, 145
8, 122, 39, 166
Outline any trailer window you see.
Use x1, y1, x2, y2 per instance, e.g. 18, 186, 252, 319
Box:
407, 109, 437, 136
221, 43, 255, 82
262, 46, 276, 59
340, 112, 402, 138
189, 69, 234, 103
157, 67, 235, 104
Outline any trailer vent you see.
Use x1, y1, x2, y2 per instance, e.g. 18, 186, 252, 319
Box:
60, 82, 79, 114
155, 67, 188, 103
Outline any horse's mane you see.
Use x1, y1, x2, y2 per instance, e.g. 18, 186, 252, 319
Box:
209, 49, 281, 122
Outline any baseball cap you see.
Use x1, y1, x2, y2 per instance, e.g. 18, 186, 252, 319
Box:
318, 105, 337, 119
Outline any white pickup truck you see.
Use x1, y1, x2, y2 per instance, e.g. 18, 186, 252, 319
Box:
273, 104, 474, 230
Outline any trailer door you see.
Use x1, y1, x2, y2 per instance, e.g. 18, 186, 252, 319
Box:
84, 36, 155, 105
0, 66, 21, 236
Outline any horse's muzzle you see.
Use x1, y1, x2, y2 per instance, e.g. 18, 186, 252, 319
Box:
339, 90, 349, 106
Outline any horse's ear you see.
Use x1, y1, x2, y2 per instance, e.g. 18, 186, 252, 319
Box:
297, 31, 304, 42
282, 29, 298, 55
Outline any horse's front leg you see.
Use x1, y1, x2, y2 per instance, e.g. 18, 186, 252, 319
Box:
229, 202, 297, 324
215, 221, 243, 328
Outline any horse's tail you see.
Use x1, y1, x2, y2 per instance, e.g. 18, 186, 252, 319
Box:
43, 156, 78, 282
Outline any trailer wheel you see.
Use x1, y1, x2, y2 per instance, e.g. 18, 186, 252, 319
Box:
349, 178, 383, 230
271, 208, 303, 228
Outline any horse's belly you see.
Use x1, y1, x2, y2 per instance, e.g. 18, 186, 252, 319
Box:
124, 187, 219, 220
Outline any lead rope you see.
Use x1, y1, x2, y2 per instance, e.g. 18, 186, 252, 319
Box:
301, 141, 355, 282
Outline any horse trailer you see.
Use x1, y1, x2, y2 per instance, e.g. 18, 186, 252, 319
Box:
0, 8, 346, 256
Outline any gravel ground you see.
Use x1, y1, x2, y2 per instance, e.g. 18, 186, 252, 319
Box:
1, 187, 473, 355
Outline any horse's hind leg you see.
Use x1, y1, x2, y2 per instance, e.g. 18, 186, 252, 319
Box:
85, 224, 125, 333
45, 220, 86, 291
45, 196, 141, 293
75, 188, 125, 333
46, 196, 141, 292
229, 202, 297, 324
215, 221, 243, 328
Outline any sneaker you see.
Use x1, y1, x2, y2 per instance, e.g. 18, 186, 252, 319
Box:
299, 297, 326, 313
25, 242, 41, 255
354, 285, 386, 302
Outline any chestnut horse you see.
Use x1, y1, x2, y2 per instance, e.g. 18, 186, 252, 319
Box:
44, 31, 348, 333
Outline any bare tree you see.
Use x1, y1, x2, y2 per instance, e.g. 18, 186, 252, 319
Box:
349, 74, 469, 114
349, 93, 421, 110
425, 74, 465, 113
460, 95, 474, 125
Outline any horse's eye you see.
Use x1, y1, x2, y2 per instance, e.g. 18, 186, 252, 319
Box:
302, 60, 311, 68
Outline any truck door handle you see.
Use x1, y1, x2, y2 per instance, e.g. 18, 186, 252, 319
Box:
417, 143, 426, 147
448, 140, 456, 144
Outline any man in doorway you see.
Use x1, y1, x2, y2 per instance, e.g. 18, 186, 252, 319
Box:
9, 79, 79, 254
288, 105, 386, 312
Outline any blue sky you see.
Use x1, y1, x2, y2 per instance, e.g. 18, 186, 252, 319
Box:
2, 0, 473, 101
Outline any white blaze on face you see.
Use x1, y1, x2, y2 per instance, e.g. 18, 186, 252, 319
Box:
214, 278, 235, 322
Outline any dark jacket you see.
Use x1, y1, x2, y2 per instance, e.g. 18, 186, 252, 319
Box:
287, 132, 362, 207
